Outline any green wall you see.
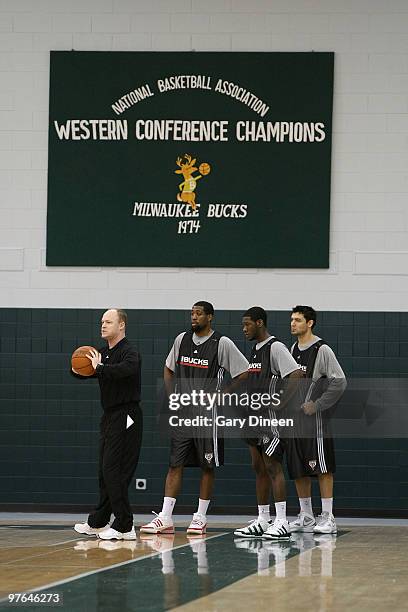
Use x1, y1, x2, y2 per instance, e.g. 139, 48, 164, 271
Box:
0, 309, 407, 516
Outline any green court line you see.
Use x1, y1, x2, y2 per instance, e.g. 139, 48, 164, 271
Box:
0, 531, 347, 612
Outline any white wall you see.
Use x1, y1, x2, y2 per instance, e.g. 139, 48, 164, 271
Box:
0, 0, 407, 311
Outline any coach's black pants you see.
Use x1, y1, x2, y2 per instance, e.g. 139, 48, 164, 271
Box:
88, 403, 143, 533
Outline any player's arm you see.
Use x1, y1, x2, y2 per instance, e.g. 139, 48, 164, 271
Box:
224, 370, 248, 394
91, 347, 140, 380
163, 333, 184, 396
312, 346, 347, 413
217, 337, 249, 393
276, 368, 303, 410
164, 365, 175, 396
270, 342, 303, 411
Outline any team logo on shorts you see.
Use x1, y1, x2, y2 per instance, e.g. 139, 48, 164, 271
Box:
308, 460, 317, 469
262, 436, 270, 445
205, 453, 213, 463
175, 154, 211, 210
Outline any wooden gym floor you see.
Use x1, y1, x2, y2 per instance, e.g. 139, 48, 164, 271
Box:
0, 515, 406, 611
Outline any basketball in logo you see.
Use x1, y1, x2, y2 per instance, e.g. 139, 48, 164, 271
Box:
199, 162, 211, 175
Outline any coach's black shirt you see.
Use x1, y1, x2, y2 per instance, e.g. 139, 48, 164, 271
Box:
73, 338, 141, 412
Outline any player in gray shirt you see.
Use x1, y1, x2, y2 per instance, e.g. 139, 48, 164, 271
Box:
234, 306, 302, 540
288, 305, 347, 535
140, 301, 249, 536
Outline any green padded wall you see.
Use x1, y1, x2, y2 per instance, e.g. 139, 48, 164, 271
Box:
0, 309, 407, 515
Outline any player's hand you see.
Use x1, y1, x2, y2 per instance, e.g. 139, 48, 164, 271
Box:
86, 349, 102, 370
302, 401, 316, 415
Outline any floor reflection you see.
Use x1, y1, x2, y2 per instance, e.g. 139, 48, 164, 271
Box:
234, 532, 337, 577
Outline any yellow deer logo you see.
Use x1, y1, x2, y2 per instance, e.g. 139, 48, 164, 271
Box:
175, 154, 211, 210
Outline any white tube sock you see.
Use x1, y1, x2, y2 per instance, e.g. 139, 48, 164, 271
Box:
161, 496, 176, 517
299, 497, 314, 516
197, 498, 210, 516
275, 501, 286, 521
321, 497, 333, 515
258, 504, 270, 520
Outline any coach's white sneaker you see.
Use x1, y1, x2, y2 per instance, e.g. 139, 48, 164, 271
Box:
74, 522, 109, 536
73, 540, 100, 552
289, 511, 316, 533
98, 526, 137, 540
313, 512, 337, 534
234, 516, 271, 538
187, 513, 207, 535
263, 518, 291, 540
140, 512, 175, 534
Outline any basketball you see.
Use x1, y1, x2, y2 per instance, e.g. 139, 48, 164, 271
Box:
199, 162, 211, 175
71, 345, 97, 376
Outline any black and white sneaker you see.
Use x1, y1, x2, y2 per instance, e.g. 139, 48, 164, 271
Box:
233, 516, 271, 538
234, 538, 264, 552
263, 518, 291, 540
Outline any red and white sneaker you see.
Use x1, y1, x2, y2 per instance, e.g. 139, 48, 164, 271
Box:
139, 512, 174, 535
186, 513, 207, 535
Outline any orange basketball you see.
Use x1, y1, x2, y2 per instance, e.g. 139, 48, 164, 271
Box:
199, 162, 211, 175
71, 345, 97, 376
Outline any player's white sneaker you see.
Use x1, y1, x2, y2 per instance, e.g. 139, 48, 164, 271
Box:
74, 522, 109, 536
313, 512, 337, 534
98, 526, 137, 540
289, 511, 316, 533
186, 513, 207, 535
263, 518, 291, 540
140, 512, 175, 534
233, 516, 271, 538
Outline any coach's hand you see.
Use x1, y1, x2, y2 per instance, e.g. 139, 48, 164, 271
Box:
87, 349, 102, 370
302, 401, 317, 415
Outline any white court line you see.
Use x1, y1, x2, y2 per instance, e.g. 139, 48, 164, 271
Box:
0, 532, 228, 603
0, 537, 84, 549
49, 537, 84, 547
0, 526, 83, 548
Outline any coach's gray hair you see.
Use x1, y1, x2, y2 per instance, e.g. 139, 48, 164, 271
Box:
116, 309, 127, 326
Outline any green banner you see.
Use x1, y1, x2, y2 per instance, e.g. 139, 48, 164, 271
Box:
47, 51, 334, 268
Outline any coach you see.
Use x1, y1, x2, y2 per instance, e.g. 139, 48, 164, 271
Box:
73, 309, 142, 541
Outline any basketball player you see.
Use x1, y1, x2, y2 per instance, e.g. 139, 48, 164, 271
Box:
234, 307, 302, 540
140, 301, 248, 535
288, 306, 346, 534
73, 309, 142, 540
